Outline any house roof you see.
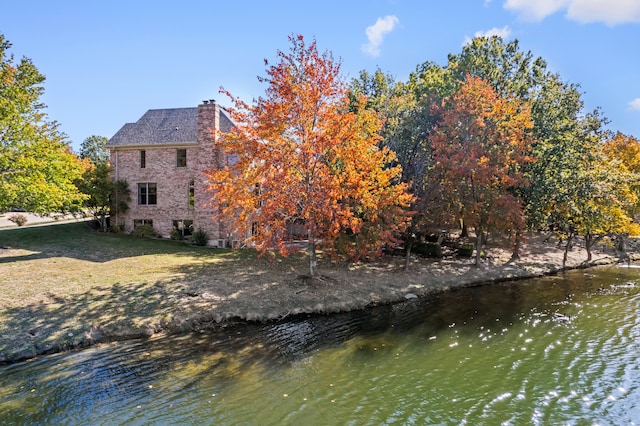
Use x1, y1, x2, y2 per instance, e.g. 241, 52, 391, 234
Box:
107, 108, 198, 148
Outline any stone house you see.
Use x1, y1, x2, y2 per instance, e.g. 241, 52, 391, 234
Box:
106, 100, 235, 246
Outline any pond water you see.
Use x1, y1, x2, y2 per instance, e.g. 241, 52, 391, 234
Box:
2, 266, 640, 425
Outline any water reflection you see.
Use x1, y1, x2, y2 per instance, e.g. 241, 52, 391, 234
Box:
1, 266, 640, 424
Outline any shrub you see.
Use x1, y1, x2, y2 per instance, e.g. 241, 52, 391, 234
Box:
457, 243, 474, 258
131, 224, 155, 238
8, 214, 27, 226
424, 234, 440, 243
191, 227, 209, 246
170, 228, 183, 241
413, 241, 443, 258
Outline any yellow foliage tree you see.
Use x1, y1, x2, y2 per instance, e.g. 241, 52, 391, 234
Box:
568, 155, 640, 263
602, 132, 640, 219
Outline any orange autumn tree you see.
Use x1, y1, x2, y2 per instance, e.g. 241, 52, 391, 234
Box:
208, 35, 412, 277
429, 75, 534, 265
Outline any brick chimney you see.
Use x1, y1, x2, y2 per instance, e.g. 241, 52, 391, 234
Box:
198, 99, 219, 146
197, 99, 222, 169
194, 99, 223, 242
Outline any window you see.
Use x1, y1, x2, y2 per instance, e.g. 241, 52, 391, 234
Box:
177, 149, 187, 167
140, 150, 146, 168
225, 153, 238, 166
137, 183, 157, 205
133, 219, 153, 228
172, 220, 193, 237
188, 179, 195, 208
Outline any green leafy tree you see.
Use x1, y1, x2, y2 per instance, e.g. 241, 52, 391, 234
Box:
447, 36, 547, 100
0, 33, 86, 213
79, 135, 109, 166
548, 153, 639, 265
75, 135, 119, 231
545, 134, 640, 264
525, 73, 613, 249
349, 68, 415, 153
109, 179, 131, 232
74, 162, 114, 231
397, 62, 457, 238
350, 66, 451, 266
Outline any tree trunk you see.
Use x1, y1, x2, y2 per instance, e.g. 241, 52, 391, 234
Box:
510, 231, 521, 261
461, 220, 468, 238
475, 225, 483, 266
585, 233, 593, 262
563, 233, 574, 268
404, 239, 413, 271
615, 234, 625, 253
99, 213, 108, 232
309, 239, 317, 277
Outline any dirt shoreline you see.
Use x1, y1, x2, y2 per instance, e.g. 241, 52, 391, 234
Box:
1, 233, 637, 364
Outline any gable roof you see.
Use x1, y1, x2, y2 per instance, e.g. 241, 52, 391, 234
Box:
217, 108, 235, 134
107, 107, 198, 148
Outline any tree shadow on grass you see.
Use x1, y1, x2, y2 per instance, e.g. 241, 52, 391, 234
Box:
0, 221, 216, 264
0, 244, 370, 365
0, 278, 189, 363
0, 249, 305, 364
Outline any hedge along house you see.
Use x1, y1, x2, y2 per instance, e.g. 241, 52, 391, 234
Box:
106, 100, 235, 246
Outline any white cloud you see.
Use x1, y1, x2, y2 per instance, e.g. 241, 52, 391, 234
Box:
463, 26, 512, 45
503, 0, 640, 25
629, 98, 640, 111
361, 15, 400, 57
567, 0, 640, 25
504, 0, 570, 21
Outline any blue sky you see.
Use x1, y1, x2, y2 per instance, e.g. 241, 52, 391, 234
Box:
2, 0, 639, 151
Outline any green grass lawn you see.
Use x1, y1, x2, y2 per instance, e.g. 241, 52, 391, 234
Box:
0, 222, 238, 303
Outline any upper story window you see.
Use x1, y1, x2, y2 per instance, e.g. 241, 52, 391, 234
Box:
188, 179, 195, 209
140, 150, 146, 168
177, 149, 187, 167
225, 153, 238, 166
137, 183, 157, 205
